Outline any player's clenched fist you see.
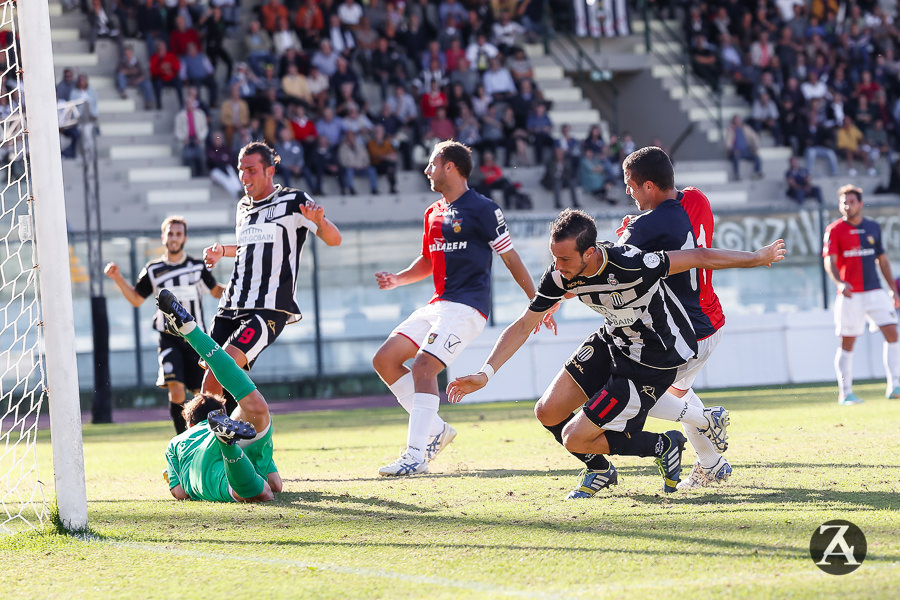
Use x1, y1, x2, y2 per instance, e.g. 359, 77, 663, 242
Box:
204, 243, 224, 269
104, 262, 120, 279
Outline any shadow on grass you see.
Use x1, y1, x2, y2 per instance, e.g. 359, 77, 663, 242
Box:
278, 491, 439, 514
624, 487, 898, 509
296, 461, 898, 481
288, 461, 900, 512
88, 496, 900, 565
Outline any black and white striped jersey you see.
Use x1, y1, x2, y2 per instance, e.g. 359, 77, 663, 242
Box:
529, 242, 698, 369
219, 185, 318, 323
134, 256, 218, 333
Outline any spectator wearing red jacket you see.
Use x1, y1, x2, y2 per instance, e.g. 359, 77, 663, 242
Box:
150, 39, 184, 109
474, 151, 520, 209
420, 79, 447, 120
289, 104, 319, 151
169, 14, 200, 58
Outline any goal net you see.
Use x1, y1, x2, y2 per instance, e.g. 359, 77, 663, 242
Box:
0, 0, 46, 535
0, 0, 87, 534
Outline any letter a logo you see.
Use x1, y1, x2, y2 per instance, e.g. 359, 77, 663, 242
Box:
809, 519, 867, 575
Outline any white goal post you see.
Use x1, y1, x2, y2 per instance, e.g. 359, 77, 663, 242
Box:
0, 0, 87, 533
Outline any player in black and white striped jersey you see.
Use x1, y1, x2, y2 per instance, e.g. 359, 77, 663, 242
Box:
448, 210, 785, 495
202, 141, 342, 403
105, 216, 224, 434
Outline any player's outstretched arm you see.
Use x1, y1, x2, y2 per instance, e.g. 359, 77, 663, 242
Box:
447, 307, 546, 403
103, 262, 145, 307
375, 254, 433, 290
668, 239, 786, 275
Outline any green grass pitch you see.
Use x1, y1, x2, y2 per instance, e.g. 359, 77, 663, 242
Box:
2, 382, 898, 599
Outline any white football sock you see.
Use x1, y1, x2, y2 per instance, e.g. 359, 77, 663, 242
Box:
883, 341, 899, 390
406, 393, 440, 462
388, 372, 415, 412
648, 390, 705, 427
389, 373, 446, 436
836, 348, 853, 398
681, 389, 721, 467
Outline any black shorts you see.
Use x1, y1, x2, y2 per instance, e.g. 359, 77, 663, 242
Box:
564, 332, 678, 433
156, 332, 205, 391
209, 309, 289, 370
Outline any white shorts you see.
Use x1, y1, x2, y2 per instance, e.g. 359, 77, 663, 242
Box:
835, 289, 897, 337
671, 328, 723, 391
392, 301, 487, 367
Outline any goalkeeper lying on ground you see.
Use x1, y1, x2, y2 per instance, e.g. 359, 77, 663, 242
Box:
158, 289, 283, 502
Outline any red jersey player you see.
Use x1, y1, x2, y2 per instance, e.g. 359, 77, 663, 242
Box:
822, 184, 900, 404
371, 140, 554, 476
615, 147, 731, 491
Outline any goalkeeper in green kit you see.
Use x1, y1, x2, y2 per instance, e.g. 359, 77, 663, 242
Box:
158, 289, 283, 502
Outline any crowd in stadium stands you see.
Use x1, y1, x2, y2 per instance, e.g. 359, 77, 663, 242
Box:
683, 0, 900, 195
51, 0, 644, 208
54, 1, 900, 207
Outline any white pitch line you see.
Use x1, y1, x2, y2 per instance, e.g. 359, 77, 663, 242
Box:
100, 540, 558, 598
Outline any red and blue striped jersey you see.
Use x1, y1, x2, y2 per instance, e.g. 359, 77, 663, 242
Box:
823, 217, 885, 292
421, 189, 513, 317
616, 187, 724, 340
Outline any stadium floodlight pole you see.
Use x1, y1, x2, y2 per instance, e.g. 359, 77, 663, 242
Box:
18, 0, 89, 532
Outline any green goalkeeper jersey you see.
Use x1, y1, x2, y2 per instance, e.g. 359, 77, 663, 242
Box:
165, 420, 277, 502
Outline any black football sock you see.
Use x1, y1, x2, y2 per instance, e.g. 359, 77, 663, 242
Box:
542, 414, 571, 446
605, 430, 664, 458
583, 453, 612, 471
223, 392, 238, 416
543, 415, 611, 470
169, 402, 187, 434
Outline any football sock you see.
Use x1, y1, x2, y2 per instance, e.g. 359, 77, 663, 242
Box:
647, 390, 705, 427
543, 416, 611, 470
835, 348, 853, 398
389, 372, 415, 412
183, 327, 257, 401
542, 415, 571, 446
681, 389, 721, 468
604, 430, 662, 458
406, 392, 439, 462
169, 402, 187, 434
223, 393, 238, 416
883, 341, 899, 389
218, 442, 266, 499
390, 373, 445, 436
584, 453, 612, 471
